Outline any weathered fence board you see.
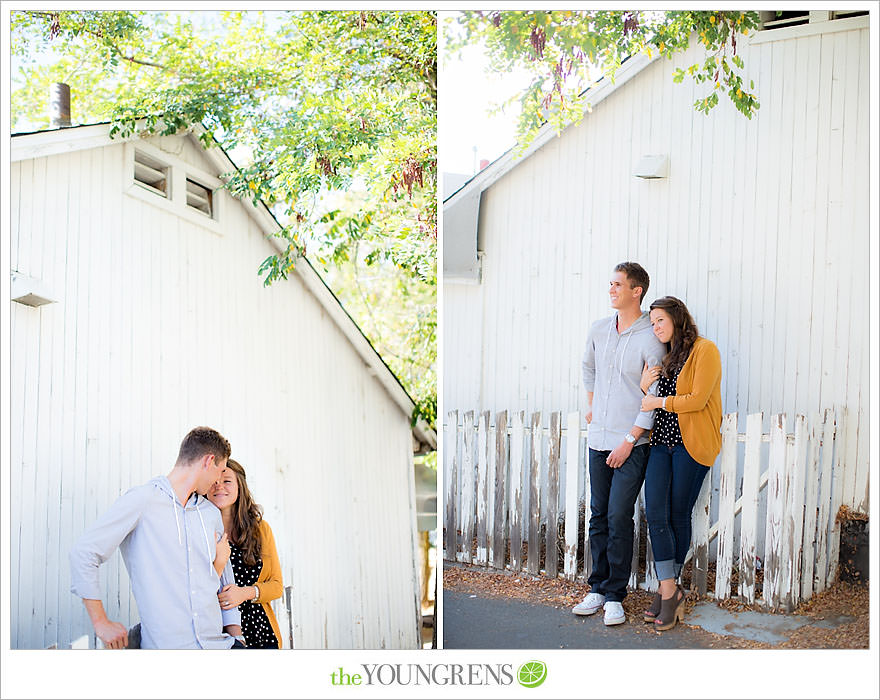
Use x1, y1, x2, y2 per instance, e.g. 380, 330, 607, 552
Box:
492, 411, 508, 571
486, 416, 497, 565
460, 412, 475, 564
642, 489, 658, 592
739, 412, 762, 603
563, 412, 580, 580
508, 411, 524, 572
764, 414, 787, 611
691, 467, 712, 596
445, 409, 843, 610
444, 410, 457, 562
827, 408, 846, 586
784, 415, 808, 610
527, 412, 541, 575
475, 411, 489, 565
629, 485, 641, 591
801, 413, 821, 601
715, 413, 738, 600
545, 412, 561, 579
814, 409, 835, 592
582, 435, 593, 581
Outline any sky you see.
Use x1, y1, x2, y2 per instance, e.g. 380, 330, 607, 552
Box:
437, 11, 605, 196
438, 12, 530, 186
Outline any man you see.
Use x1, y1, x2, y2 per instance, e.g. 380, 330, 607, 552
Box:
572, 262, 665, 625
70, 426, 245, 648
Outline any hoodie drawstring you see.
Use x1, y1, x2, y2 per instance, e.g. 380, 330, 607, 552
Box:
171, 498, 183, 546
619, 331, 633, 389
606, 315, 636, 390
196, 505, 214, 577
601, 318, 613, 376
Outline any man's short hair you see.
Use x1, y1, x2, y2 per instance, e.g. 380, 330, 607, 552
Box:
614, 261, 650, 303
176, 427, 231, 465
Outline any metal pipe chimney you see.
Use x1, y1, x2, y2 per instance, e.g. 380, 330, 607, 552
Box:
49, 82, 71, 128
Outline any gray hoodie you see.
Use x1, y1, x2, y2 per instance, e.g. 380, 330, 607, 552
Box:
582, 312, 666, 450
70, 475, 240, 649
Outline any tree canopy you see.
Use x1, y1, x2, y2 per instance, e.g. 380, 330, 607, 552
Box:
12, 10, 436, 426
447, 10, 762, 150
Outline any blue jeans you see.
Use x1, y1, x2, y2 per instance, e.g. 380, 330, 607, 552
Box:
644, 444, 709, 581
587, 445, 649, 602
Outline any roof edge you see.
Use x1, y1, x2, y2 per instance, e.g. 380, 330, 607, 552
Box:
443, 52, 656, 209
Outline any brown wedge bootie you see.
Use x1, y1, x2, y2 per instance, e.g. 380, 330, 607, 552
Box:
653, 586, 685, 631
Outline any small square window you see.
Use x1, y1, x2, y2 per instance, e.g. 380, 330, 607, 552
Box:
759, 11, 810, 30
186, 178, 213, 217
832, 10, 868, 20
133, 150, 169, 197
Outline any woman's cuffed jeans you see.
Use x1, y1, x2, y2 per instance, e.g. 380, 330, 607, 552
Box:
644, 443, 709, 581
586, 444, 649, 602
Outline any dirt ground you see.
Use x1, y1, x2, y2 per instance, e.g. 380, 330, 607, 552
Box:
443, 564, 869, 649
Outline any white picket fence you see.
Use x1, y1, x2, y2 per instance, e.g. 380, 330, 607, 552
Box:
444, 409, 845, 612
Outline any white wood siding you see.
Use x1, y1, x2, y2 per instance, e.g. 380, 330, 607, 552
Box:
444, 26, 869, 512
10, 135, 419, 649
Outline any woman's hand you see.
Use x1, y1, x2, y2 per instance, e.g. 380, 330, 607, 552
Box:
213, 533, 230, 576
641, 394, 664, 412
641, 362, 662, 394
218, 584, 252, 610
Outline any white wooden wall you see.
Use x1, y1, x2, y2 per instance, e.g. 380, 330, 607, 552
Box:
10, 133, 420, 649
443, 23, 870, 513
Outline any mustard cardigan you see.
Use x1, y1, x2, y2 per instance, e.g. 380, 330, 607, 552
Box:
253, 518, 284, 648
664, 337, 723, 467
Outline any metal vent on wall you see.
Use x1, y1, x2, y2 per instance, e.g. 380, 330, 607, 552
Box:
186, 178, 213, 217
133, 151, 169, 197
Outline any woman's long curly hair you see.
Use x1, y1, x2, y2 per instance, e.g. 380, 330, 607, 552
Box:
225, 458, 263, 566
649, 296, 699, 379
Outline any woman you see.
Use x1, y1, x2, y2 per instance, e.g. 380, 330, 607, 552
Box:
209, 458, 283, 648
639, 296, 722, 631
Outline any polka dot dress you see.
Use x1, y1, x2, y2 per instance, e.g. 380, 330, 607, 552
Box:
650, 366, 684, 448
229, 540, 279, 649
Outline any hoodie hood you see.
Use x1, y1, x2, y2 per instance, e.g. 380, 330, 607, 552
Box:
622, 312, 652, 334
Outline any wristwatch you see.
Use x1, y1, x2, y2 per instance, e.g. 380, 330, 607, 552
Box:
624, 432, 636, 444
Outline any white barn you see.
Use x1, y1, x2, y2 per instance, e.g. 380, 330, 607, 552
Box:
444, 12, 870, 516
9, 122, 435, 649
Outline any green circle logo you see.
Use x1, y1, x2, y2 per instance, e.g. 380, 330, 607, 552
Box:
517, 660, 547, 689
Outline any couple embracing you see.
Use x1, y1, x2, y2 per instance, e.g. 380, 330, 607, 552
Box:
69, 427, 283, 648
573, 262, 722, 630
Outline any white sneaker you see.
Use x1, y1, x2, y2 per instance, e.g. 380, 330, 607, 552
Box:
572, 592, 605, 616
603, 601, 626, 626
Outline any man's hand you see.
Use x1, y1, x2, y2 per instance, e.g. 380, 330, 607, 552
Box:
606, 441, 634, 469
94, 618, 128, 649
586, 409, 593, 425
84, 599, 128, 649
218, 584, 251, 610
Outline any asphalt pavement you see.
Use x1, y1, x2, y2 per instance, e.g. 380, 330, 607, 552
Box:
442, 589, 856, 649
443, 590, 712, 649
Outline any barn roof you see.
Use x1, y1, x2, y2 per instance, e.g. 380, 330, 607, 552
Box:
11, 122, 436, 451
